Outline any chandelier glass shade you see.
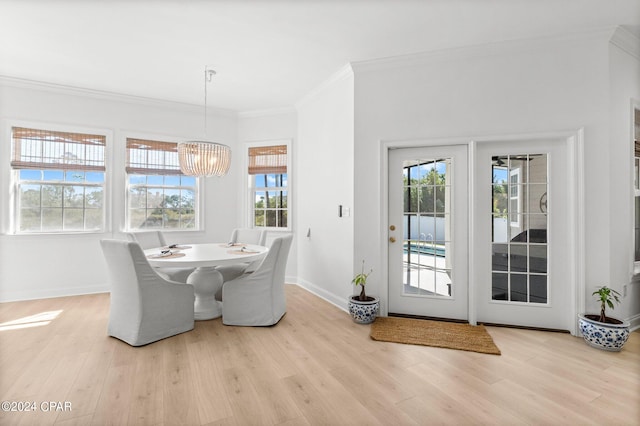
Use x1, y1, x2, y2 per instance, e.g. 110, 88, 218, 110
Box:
178, 67, 232, 177
178, 141, 231, 177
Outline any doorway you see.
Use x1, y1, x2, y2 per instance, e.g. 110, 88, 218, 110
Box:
387, 145, 468, 320
385, 136, 579, 332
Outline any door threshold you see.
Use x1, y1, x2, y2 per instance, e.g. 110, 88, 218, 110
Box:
388, 313, 571, 333
388, 313, 468, 324
477, 322, 570, 333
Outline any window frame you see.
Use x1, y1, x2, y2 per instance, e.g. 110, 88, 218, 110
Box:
508, 167, 521, 228
124, 134, 202, 232
633, 106, 640, 274
7, 122, 112, 235
244, 139, 292, 231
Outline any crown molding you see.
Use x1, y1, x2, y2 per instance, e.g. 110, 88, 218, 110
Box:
610, 25, 640, 60
294, 64, 354, 109
0, 75, 238, 118
351, 27, 616, 74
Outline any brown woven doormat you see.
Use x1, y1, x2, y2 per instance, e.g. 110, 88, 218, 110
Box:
370, 316, 501, 355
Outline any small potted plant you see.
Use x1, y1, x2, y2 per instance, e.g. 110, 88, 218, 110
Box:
578, 286, 630, 351
347, 260, 379, 324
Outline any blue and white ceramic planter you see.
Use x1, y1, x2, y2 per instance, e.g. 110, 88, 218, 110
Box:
578, 314, 630, 352
348, 296, 379, 324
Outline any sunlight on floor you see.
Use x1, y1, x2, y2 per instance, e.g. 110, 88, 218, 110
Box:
0, 310, 63, 331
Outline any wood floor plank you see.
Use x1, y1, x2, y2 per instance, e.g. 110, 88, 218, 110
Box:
162, 335, 201, 426
329, 364, 418, 425
90, 362, 136, 426
55, 338, 116, 424
221, 366, 271, 426
283, 373, 381, 425
0, 286, 638, 426
185, 339, 233, 424
126, 341, 165, 426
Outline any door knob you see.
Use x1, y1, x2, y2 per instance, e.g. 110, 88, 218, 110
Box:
389, 237, 396, 243
389, 225, 396, 231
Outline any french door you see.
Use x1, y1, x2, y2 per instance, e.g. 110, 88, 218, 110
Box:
387, 145, 468, 320
387, 138, 575, 331
473, 139, 572, 330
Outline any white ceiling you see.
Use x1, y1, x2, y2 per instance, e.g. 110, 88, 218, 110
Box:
1, 1, 639, 112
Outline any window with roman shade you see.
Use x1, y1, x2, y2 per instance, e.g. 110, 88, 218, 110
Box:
248, 143, 289, 229
126, 137, 198, 230
10, 126, 107, 233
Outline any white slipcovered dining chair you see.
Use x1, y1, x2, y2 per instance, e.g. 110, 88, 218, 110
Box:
228, 228, 267, 246
217, 228, 268, 282
100, 239, 195, 346
126, 231, 194, 282
218, 233, 293, 326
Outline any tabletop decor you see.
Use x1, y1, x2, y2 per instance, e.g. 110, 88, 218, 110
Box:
166, 244, 192, 250
147, 251, 186, 259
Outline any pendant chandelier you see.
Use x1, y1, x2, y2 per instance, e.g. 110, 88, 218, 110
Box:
178, 67, 231, 177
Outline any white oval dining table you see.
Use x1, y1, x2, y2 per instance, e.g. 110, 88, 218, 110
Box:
144, 243, 269, 320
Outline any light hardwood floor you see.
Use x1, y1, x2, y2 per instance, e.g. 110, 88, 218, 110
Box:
1, 285, 638, 426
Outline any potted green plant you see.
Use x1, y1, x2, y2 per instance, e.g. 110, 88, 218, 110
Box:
578, 286, 630, 351
347, 260, 379, 324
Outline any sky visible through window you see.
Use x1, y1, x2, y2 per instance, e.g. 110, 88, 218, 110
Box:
20, 169, 105, 183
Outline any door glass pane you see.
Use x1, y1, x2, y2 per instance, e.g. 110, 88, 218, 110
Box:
492, 272, 508, 301
491, 154, 548, 304
530, 275, 548, 303
510, 244, 527, 272
510, 273, 527, 302
492, 244, 508, 271
403, 158, 452, 297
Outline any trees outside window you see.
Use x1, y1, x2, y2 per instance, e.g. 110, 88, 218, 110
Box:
248, 143, 289, 229
11, 127, 106, 233
126, 138, 198, 230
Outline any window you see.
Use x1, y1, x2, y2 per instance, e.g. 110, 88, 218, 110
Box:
126, 138, 198, 230
10, 126, 106, 233
248, 144, 289, 228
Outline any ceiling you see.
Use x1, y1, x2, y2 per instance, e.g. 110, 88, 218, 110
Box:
1, 1, 639, 112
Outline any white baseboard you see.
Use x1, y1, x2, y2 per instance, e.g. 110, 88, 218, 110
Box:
627, 313, 640, 332
288, 277, 348, 313
0, 284, 110, 303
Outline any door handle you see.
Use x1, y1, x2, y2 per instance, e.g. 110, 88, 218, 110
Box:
389, 237, 396, 243
389, 225, 396, 231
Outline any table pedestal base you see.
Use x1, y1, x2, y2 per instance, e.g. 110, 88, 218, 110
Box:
187, 267, 223, 320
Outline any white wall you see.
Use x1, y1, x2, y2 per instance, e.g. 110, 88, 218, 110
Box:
351, 31, 631, 319
0, 81, 239, 301
237, 108, 298, 280
608, 27, 640, 325
295, 67, 355, 308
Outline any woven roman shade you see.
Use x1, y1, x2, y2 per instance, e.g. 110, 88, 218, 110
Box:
248, 145, 287, 175
11, 127, 106, 171
126, 138, 182, 175
635, 140, 640, 158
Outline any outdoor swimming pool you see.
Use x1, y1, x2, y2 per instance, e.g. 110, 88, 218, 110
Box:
404, 242, 446, 257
